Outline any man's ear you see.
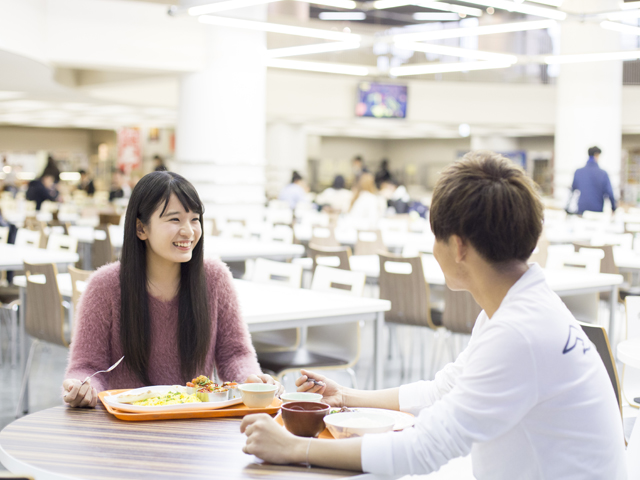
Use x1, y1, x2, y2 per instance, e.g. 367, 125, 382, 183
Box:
136, 219, 148, 241
452, 235, 467, 263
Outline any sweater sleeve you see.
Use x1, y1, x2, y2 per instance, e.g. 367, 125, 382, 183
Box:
64, 265, 117, 393
361, 323, 538, 476
208, 261, 261, 382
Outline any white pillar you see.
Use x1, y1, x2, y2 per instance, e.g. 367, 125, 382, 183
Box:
554, 0, 622, 200
175, 1, 267, 220
265, 122, 308, 199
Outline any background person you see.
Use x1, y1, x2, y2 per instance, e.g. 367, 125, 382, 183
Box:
349, 172, 386, 228
374, 159, 392, 189
315, 175, 352, 213
109, 168, 131, 202
351, 156, 368, 186
63, 171, 281, 407
240, 151, 626, 479
26, 173, 59, 210
278, 171, 307, 210
571, 146, 616, 215
77, 169, 95, 196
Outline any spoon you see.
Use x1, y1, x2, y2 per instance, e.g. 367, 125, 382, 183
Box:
81, 356, 125, 386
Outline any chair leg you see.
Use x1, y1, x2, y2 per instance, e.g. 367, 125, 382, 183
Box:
10, 305, 18, 368
15, 339, 39, 418
346, 368, 358, 389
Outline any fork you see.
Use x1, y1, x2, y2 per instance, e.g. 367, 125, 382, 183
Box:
81, 356, 125, 386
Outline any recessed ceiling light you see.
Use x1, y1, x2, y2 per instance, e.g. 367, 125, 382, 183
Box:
392, 19, 557, 41
319, 12, 366, 20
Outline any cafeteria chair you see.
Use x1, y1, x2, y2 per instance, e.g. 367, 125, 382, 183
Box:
93, 225, 115, 269
14, 228, 42, 249
354, 229, 388, 256
46, 233, 79, 254
68, 266, 92, 315
261, 224, 294, 244
251, 258, 303, 353
623, 297, 640, 409
16, 262, 70, 416
308, 244, 351, 274
309, 226, 339, 247
378, 253, 444, 381
546, 245, 604, 273
99, 212, 121, 226
257, 266, 367, 387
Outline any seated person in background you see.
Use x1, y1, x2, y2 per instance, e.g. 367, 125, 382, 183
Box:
109, 168, 132, 202
63, 171, 282, 407
315, 175, 352, 213
153, 154, 167, 172
240, 151, 626, 479
380, 178, 410, 214
77, 169, 95, 196
278, 171, 307, 210
349, 172, 386, 228
374, 159, 392, 189
26, 173, 59, 210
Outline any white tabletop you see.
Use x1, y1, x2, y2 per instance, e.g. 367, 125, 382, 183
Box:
617, 338, 640, 369
293, 225, 433, 251
203, 236, 304, 262
0, 244, 79, 271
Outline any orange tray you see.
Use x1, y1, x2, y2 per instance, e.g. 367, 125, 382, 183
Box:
99, 389, 282, 422
274, 412, 334, 439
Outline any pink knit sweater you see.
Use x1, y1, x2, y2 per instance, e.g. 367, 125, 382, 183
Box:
65, 259, 261, 392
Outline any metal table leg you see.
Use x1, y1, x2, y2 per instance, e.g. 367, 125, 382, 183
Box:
19, 285, 29, 414
374, 311, 384, 390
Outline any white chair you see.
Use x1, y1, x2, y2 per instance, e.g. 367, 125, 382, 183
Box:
261, 225, 294, 244
14, 228, 42, 248
251, 259, 303, 352
46, 233, 79, 253
546, 245, 604, 273
259, 266, 367, 387
623, 297, 640, 409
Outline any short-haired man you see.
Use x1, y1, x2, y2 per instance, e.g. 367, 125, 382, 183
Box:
571, 146, 616, 215
241, 151, 626, 479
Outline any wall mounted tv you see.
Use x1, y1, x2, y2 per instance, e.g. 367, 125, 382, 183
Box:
355, 82, 407, 119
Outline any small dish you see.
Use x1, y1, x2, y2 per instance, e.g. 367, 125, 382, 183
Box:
323, 411, 396, 439
281, 401, 331, 437
280, 392, 323, 404
238, 383, 278, 408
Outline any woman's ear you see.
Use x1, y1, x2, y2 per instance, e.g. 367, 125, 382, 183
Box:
136, 219, 148, 241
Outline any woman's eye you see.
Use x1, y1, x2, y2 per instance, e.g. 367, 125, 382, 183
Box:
192, 218, 199, 222
170, 218, 179, 222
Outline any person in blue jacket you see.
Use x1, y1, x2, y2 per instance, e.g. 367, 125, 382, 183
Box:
571, 146, 616, 214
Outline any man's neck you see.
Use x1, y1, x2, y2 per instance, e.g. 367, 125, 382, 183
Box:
468, 261, 529, 319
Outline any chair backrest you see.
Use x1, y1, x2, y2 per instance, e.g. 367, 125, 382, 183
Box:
68, 266, 92, 315
92, 225, 113, 270
573, 243, 618, 275
24, 216, 44, 232
24, 262, 67, 347
311, 265, 366, 297
354, 229, 388, 256
378, 253, 437, 329
309, 226, 339, 247
262, 225, 294, 244
578, 322, 622, 415
46, 233, 79, 253
623, 297, 640, 408
0, 225, 9, 243
308, 244, 351, 274
546, 245, 603, 273
252, 258, 302, 288
99, 212, 121, 226
442, 287, 482, 334
15, 228, 42, 248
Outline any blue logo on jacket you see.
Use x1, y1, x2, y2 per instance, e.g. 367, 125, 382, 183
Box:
562, 326, 591, 355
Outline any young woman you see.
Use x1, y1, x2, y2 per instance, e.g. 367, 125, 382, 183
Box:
348, 173, 386, 228
241, 152, 626, 479
63, 171, 279, 407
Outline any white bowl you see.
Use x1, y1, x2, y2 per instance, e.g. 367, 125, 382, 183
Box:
238, 383, 278, 408
280, 392, 323, 404
323, 411, 397, 439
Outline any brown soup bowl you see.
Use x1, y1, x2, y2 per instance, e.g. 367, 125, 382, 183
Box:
281, 401, 331, 437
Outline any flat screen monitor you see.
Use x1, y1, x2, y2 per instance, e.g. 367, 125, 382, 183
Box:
356, 82, 407, 119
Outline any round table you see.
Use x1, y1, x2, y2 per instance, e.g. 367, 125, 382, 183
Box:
617, 338, 640, 369
0, 405, 354, 480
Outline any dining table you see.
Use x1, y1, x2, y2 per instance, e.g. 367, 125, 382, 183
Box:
0, 405, 356, 480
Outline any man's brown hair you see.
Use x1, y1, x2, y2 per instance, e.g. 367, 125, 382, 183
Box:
430, 151, 543, 264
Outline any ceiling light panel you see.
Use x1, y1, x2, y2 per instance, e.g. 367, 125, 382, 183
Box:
319, 12, 366, 20
266, 41, 361, 57
199, 15, 360, 41
414, 1, 483, 16
188, 0, 281, 15
392, 19, 556, 41
395, 41, 518, 62
454, 0, 566, 20
545, 50, 640, 64
390, 59, 513, 76
601, 20, 640, 35
412, 12, 460, 21
266, 58, 370, 75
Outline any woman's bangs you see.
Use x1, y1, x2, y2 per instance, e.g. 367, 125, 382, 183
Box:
172, 180, 204, 216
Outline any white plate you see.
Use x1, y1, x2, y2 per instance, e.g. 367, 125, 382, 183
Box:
103, 385, 243, 413
331, 408, 416, 431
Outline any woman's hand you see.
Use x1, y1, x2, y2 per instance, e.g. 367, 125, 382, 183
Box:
295, 369, 344, 407
241, 414, 307, 464
62, 378, 98, 408
245, 373, 285, 397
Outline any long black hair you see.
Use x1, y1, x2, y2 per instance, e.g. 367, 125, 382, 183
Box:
119, 171, 210, 385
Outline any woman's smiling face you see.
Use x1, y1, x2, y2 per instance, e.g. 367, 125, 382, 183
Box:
136, 193, 202, 265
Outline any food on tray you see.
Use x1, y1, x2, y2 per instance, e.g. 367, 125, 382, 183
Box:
133, 390, 201, 406
329, 407, 355, 414
186, 376, 229, 402
223, 381, 241, 399
116, 385, 188, 404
